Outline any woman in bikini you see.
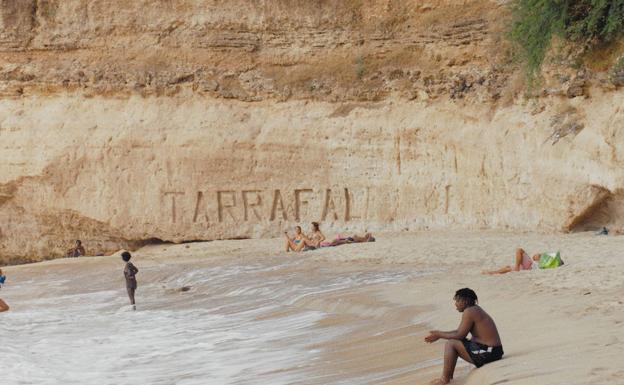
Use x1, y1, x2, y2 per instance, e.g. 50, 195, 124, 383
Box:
304, 222, 326, 249
284, 223, 326, 252
284, 225, 307, 252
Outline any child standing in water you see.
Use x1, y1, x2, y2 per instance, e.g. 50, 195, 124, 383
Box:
121, 251, 139, 310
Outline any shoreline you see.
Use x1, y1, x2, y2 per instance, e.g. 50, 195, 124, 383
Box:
1, 231, 623, 384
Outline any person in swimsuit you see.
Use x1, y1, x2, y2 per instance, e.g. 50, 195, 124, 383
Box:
302, 222, 326, 250
66, 240, 86, 258
284, 226, 307, 252
482, 248, 542, 275
0, 268, 6, 288
425, 288, 504, 385
324, 232, 375, 247
121, 251, 139, 310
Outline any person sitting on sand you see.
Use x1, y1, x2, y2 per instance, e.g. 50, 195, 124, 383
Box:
285, 226, 375, 251
425, 288, 503, 385
284, 226, 307, 252
122, 251, 139, 310
0, 297, 8, 312
66, 240, 86, 258
304, 222, 326, 249
482, 248, 564, 275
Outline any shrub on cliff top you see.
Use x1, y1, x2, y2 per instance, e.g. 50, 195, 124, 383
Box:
509, 0, 624, 83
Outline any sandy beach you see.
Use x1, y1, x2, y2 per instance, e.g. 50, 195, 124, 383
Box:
4, 1, 624, 384
1, 231, 622, 384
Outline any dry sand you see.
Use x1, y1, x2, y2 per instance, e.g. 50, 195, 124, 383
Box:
2, 231, 623, 384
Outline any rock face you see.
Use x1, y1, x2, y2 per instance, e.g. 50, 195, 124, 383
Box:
1, 1, 624, 262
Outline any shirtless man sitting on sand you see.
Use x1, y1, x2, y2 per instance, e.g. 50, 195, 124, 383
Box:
425, 288, 503, 385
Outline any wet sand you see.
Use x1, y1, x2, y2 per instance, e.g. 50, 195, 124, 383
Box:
1, 231, 623, 384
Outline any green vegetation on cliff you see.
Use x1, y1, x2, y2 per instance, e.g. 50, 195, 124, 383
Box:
510, 0, 624, 82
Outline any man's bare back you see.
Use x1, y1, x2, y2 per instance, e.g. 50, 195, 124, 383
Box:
463, 305, 502, 347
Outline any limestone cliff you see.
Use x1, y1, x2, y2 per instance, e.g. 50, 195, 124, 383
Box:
1, 0, 623, 263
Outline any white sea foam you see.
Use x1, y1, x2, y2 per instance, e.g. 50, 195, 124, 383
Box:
1, 258, 420, 384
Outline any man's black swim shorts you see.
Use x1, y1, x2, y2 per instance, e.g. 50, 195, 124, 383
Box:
462, 338, 504, 368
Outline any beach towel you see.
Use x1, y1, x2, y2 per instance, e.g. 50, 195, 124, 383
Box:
538, 252, 563, 269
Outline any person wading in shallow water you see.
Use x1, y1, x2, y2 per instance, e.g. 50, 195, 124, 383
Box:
425, 288, 504, 385
121, 251, 139, 310
0, 269, 9, 312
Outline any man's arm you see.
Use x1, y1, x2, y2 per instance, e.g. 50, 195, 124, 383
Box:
425, 310, 474, 342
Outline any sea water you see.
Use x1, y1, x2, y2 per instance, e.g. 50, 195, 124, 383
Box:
0, 256, 430, 385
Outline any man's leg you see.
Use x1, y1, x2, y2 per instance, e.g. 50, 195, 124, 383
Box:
434, 340, 474, 384
0, 298, 9, 312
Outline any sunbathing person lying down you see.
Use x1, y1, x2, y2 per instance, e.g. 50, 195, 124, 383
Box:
482, 248, 564, 275
284, 224, 374, 252
323, 232, 375, 247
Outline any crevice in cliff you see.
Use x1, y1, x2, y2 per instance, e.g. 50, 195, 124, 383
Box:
126, 236, 255, 251
127, 237, 248, 249
564, 185, 613, 232
128, 237, 171, 248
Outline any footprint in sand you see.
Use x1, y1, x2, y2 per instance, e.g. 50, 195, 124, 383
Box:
604, 336, 619, 346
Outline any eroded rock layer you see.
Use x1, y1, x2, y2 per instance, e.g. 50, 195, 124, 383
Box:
1, 0, 623, 262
